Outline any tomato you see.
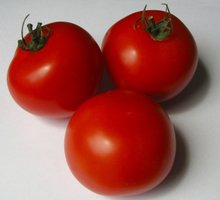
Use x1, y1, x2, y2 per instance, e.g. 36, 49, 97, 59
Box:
65, 89, 176, 196
7, 16, 104, 118
102, 5, 198, 102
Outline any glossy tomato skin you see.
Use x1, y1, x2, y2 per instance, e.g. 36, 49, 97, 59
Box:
65, 89, 176, 196
7, 22, 104, 118
102, 10, 198, 102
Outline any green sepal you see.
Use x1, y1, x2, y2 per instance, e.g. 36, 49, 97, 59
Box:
134, 4, 173, 41
18, 14, 50, 52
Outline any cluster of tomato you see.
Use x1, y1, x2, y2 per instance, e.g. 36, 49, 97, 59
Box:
7, 4, 198, 197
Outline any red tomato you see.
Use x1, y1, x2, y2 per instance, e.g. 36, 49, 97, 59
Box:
65, 89, 176, 196
7, 18, 104, 118
102, 5, 198, 102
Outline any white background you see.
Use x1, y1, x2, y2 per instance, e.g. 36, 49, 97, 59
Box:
1, 0, 220, 199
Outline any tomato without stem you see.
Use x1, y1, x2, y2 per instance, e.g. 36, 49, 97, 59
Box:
7, 19, 104, 118
65, 89, 176, 196
102, 5, 198, 102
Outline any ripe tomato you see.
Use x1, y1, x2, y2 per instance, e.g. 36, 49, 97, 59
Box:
7, 17, 104, 118
65, 89, 176, 196
102, 5, 198, 102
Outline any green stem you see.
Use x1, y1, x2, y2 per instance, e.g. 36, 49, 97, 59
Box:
134, 4, 173, 41
18, 14, 50, 51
